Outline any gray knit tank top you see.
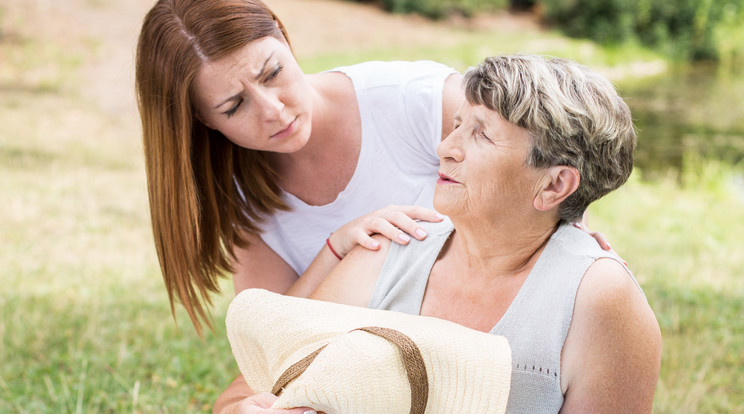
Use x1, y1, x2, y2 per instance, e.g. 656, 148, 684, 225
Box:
368, 218, 642, 413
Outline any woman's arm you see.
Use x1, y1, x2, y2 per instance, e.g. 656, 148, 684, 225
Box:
560, 258, 662, 413
232, 232, 299, 296
309, 234, 392, 306
236, 206, 444, 298
218, 237, 308, 414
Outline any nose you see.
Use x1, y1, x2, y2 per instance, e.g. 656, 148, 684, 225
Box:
255, 87, 284, 121
437, 128, 464, 162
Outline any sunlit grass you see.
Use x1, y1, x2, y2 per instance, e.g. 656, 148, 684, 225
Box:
0, 88, 238, 412
590, 160, 744, 413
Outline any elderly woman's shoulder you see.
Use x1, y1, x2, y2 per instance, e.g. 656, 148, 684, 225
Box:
572, 257, 660, 345
561, 257, 662, 411
579, 259, 650, 312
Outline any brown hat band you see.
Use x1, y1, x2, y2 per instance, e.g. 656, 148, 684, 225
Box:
272, 326, 429, 414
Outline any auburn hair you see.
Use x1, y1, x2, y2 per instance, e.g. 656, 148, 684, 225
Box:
135, 0, 291, 334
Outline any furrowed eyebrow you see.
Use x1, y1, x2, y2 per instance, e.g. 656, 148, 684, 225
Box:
214, 94, 241, 110
213, 53, 275, 110
255, 53, 273, 80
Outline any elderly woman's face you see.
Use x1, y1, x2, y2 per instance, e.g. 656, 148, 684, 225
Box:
434, 103, 542, 219
193, 36, 313, 154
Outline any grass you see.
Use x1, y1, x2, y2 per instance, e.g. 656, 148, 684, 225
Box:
0, 89, 235, 412
589, 159, 744, 413
2, 1, 743, 412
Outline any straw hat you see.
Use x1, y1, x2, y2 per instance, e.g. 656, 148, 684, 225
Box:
226, 289, 512, 414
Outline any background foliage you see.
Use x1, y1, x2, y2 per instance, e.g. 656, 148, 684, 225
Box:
540, 0, 744, 63
351, 0, 744, 63
352, 0, 508, 18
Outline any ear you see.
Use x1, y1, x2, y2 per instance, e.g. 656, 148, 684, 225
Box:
533, 166, 580, 212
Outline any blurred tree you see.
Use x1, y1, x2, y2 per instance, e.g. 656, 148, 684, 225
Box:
539, 0, 744, 62
349, 0, 509, 19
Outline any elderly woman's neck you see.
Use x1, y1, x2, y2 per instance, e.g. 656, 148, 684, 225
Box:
447, 215, 560, 279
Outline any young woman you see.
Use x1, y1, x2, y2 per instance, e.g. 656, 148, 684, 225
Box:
136, 0, 463, 335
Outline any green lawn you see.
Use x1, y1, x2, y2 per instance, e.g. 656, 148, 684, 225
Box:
1, 1, 742, 412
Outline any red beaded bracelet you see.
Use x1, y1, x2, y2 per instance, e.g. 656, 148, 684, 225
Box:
326, 235, 343, 260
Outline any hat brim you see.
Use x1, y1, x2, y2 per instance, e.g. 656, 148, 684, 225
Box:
226, 288, 512, 414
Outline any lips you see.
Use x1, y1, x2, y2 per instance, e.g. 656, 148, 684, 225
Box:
437, 172, 460, 184
271, 116, 298, 139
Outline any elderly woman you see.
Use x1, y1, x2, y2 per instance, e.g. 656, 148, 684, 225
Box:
310, 55, 662, 413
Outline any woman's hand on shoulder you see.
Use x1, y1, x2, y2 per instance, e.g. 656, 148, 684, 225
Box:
573, 211, 627, 265
290, 206, 442, 299
327, 205, 444, 260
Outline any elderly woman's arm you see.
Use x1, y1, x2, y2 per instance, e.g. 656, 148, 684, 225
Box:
559, 258, 662, 413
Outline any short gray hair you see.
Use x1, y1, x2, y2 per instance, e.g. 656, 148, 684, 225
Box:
463, 55, 636, 222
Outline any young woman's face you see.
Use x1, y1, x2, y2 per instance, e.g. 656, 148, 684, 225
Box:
193, 36, 313, 153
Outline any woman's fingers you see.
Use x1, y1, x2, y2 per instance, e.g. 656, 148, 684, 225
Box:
590, 230, 612, 251
329, 206, 446, 258
359, 216, 405, 246
352, 229, 381, 251
376, 205, 444, 241
389, 205, 445, 223
573, 222, 612, 251
573, 223, 627, 266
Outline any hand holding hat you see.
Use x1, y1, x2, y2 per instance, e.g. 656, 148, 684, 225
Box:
226, 289, 512, 414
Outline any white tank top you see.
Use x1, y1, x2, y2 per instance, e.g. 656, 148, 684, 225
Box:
258, 60, 457, 275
